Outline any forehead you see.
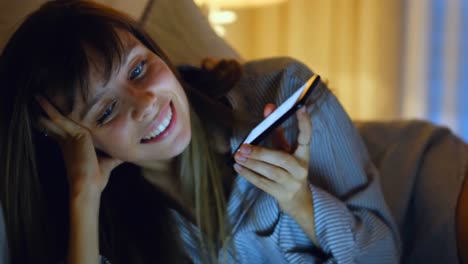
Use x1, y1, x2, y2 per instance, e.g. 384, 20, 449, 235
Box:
66, 30, 143, 116
86, 29, 139, 84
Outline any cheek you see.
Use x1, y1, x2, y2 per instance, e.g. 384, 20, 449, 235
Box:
146, 62, 190, 112
146, 61, 172, 87
93, 118, 134, 155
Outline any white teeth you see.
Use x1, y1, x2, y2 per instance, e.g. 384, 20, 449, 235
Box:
142, 107, 173, 141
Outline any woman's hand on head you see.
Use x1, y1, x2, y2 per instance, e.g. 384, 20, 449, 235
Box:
36, 96, 122, 202
233, 103, 318, 243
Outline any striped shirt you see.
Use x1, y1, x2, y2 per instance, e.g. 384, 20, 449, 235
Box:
172, 57, 401, 263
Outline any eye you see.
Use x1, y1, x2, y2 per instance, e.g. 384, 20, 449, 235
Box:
130, 60, 147, 80
97, 101, 117, 125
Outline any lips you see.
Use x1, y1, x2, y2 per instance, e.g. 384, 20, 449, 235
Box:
140, 101, 176, 144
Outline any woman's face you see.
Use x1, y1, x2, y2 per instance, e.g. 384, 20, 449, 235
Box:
63, 30, 191, 166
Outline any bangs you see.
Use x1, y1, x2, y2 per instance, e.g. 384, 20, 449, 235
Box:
18, 1, 134, 114
73, 22, 127, 108
46, 15, 127, 113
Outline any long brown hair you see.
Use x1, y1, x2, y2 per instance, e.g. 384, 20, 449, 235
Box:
0, 1, 241, 263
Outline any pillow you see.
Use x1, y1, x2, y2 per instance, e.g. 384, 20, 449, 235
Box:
141, 0, 241, 66
0, 0, 46, 52
0, 0, 146, 52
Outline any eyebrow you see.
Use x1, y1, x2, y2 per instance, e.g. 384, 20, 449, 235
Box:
79, 40, 139, 120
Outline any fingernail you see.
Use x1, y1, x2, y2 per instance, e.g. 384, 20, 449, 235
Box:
239, 145, 252, 154
235, 154, 247, 162
233, 163, 242, 171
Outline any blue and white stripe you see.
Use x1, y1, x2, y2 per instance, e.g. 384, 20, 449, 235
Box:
173, 57, 401, 263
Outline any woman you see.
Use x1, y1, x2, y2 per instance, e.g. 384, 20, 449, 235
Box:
0, 1, 400, 263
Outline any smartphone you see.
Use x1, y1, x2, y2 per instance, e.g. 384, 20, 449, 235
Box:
232, 74, 321, 155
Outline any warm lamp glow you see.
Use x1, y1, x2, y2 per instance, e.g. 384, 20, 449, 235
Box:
209, 10, 237, 24
195, 0, 288, 37
195, 0, 287, 9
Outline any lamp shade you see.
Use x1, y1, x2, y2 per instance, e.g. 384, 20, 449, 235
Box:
194, 0, 287, 8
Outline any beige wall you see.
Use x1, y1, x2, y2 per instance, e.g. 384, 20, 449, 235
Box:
224, 0, 404, 120
0, 0, 44, 51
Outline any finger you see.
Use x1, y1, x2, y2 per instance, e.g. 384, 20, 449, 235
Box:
234, 152, 291, 185
238, 144, 302, 176
263, 104, 291, 152
263, 103, 276, 117
36, 96, 88, 137
233, 163, 281, 196
294, 106, 312, 162
35, 95, 65, 120
37, 116, 68, 140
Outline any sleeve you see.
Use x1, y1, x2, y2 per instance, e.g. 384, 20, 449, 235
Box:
293, 62, 401, 263
240, 57, 401, 263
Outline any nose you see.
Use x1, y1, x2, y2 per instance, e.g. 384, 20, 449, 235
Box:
130, 90, 158, 122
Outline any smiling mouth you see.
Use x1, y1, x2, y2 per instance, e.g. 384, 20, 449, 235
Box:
140, 102, 175, 144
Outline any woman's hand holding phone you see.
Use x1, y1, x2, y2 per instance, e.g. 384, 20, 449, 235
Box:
233, 103, 318, 245
35, 96, 122, 201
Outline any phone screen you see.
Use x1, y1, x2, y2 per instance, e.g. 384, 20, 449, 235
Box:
233, 74, 321, 155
